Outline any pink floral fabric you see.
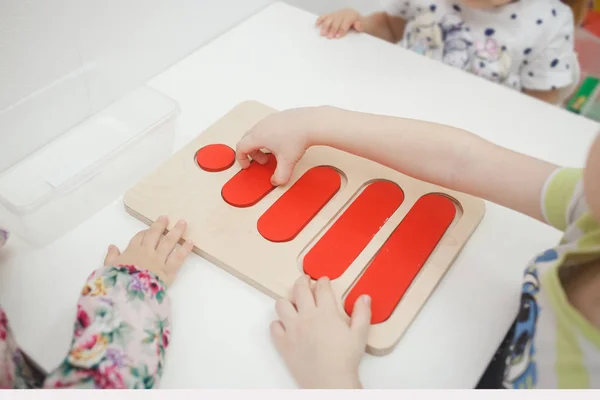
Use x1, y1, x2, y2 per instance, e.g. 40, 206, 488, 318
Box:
0, 227, 171, 389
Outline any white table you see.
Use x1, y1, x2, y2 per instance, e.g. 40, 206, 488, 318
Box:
1, 2, 598, 389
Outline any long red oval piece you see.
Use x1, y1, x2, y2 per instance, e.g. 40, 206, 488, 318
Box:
303, 181, 404, 280
344, 194, 457, 324
221, 153, 277, 208
258, 166, 341, 242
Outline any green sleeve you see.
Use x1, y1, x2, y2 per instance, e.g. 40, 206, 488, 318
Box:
542, 168, 584, 231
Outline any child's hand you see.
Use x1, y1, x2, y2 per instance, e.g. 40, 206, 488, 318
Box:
316, 8, 364, 39
103, 216, 194, 287
271, 275, 371, 389
236, 108, 318, 186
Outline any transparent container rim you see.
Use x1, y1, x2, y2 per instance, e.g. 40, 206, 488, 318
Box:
0, 88, 180, 216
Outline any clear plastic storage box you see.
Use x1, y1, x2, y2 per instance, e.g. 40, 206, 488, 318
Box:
0, 86, 179, 247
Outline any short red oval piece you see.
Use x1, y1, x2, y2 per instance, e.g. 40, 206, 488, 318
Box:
303, 181, 404, 280
344, 194, 457, 324
257, 166, 341, 243
195, 144, 235, 172
221, 153, 277, 208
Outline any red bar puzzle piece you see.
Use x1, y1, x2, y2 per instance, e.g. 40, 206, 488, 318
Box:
344, 194, 456, 324
303, 181, 404, 280
258, 166, 341, 242
221, 153, 277, 207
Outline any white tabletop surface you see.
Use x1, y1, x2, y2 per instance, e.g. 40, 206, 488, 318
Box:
1, 2, 599, 389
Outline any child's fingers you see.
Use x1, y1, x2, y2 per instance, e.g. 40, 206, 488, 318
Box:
157, 219, 187, 262
291, 275, 315, 312
338, 18, 353, 38
314, 277, 337, 310
166, 239, 194, 271
142, 215, 169, 248
236, 134, 260, 169
315, 14, 328, 26
275, 298, 298, 330
250, 150, 269, 165
353, 20, 363, 32
350, 295, 372, 341
271, 155, 296, 186
320, 17, 333, 36
269, 320, 287, 352
103, 245, 121, 267
329, 18, 343, 38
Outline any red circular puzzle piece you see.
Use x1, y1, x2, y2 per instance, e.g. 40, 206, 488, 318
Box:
195, 144, 235, 172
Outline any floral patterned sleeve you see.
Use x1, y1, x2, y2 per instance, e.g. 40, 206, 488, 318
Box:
1, 227, 171, 389
43, 265, 172, 389
2, 228, 44, 389
0, 228, 27, 389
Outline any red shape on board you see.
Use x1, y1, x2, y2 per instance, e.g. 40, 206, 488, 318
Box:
221, 153, 277, 207
344, 194, 456, 324
257, 166, 341, 242
195, 144, 236, 172
303, 181, 404, 280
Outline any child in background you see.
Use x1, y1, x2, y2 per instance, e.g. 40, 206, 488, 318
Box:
0, 217, 194, 388
316, 0, 588, 104
236, 106, 600, 389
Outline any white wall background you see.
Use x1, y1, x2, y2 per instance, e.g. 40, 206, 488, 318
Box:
0, 0, 382, 173
0, 0, 273, 171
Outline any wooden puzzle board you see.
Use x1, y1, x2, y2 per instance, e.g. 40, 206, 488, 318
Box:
123, 101, 486, 355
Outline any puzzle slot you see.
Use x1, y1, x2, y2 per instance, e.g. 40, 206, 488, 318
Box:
195, 144, 236, 172
302, 180, 404, 280
344, 193, 457, 324
257, 166, 341, 243
221, 153, 277, 207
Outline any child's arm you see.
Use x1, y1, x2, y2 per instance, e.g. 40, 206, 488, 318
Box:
316, 9, 406, 43
43, 265, 172, 389
43, 217, 193, 389
237, 106, 558, 223
362, 12, 407, 43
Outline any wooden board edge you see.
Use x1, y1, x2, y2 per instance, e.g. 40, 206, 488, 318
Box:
365, 197, 487, 355
123, 203, 283, 299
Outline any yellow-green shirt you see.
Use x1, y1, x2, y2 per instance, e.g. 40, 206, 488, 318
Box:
500, 167, 600, 388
